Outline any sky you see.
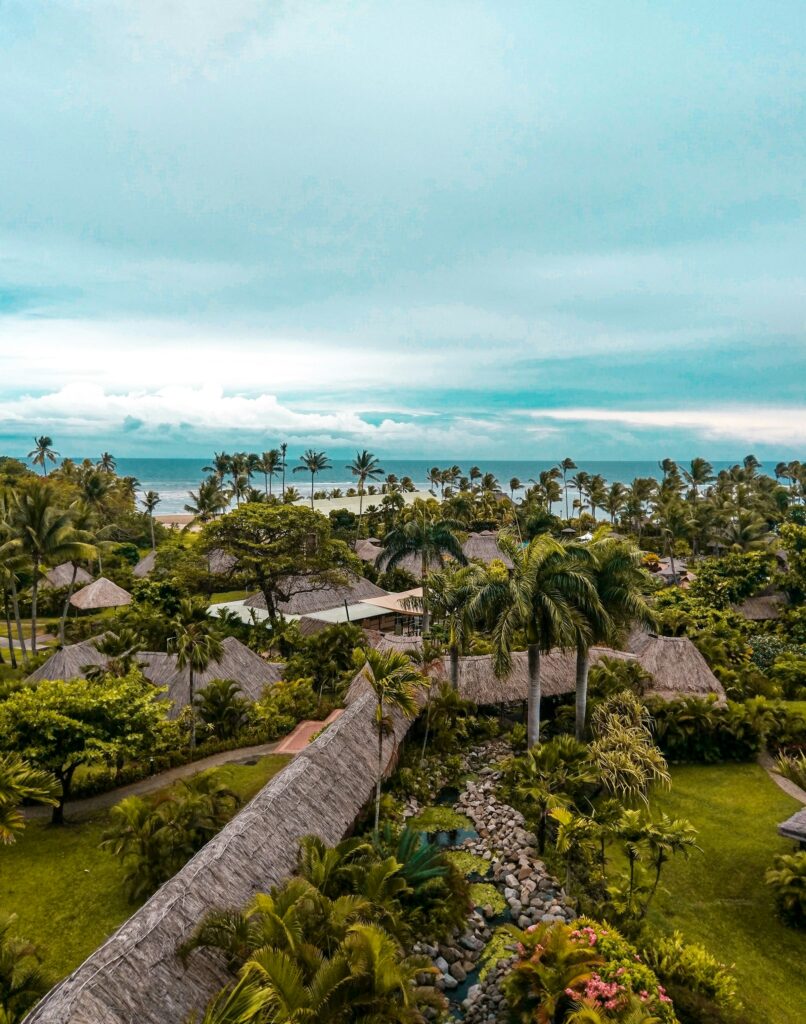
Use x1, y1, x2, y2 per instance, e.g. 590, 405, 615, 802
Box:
0, 0, 804, 461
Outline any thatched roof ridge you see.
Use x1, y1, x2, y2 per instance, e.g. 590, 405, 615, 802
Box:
23, 690, 414, 1024
69, 577, 132, 610
243, 573, 387, 616
41, 563, 94, 590
462, 531, 513, 568
25, 638, 109, 683
160, 636, 283, 712
354, 538, 384, 564
132, 551, 156, 578
732, 591, 788, 622
367, 633, 424, 656
627, 630, 725, 701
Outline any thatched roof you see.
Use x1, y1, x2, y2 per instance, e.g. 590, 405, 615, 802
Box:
25, 638, 110, 683
366, 632, 424, 656
355, 538, 437, 578
69, 577, 132, 610
243, 573, 387, 616
26, 637, 282, 712
41, 563, 93, 590
733, 591, 788, 622
160, 636, 283, 713
627, 630, 725, 701
354, 538, 384, 564
778, 807, 806, 844
23, 689, 414, 1024
462, 531, 513, 568
132, 551, 156, 578
206, 548, 238, 576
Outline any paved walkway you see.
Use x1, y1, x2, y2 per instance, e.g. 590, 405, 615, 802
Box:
758, 750, 806, 805
24, 740, 283, 821
274, 709, 343, 754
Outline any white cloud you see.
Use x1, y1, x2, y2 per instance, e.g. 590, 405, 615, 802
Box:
527, 406, 806, 445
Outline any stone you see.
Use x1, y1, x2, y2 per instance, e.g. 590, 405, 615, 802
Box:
442, 973, 458, 990
450, 962, 467, 982
434, 956, 449, 973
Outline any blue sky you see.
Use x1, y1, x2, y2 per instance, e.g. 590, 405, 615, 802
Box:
0, 1, 804, 460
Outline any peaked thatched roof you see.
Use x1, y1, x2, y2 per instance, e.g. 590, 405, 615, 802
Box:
243, 573, 387, 616
366, 632, 425, 656
23, 690, 414, 1024
206, 548, 238, 576
354, 538, 384, 564
733, 591, 789, 621
132, 551, 156, 578
462, 531, 513, 568
26, 637, 282, 712
778, 806, 806, 844
627, 630, 725, 701
69, 577, 132, 610
41, 563, 94, 590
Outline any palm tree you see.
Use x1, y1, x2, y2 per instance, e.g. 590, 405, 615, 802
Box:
185, 478, 230, 523
572, 537, 654, 741
418, 563, 485, 689
174, 614, 223, 750
427, 467, 442, 496
97, 452, 117, 474
257, 450, 282, 497
9, 487, 95, 653
230, 474, 250, 508
602, 482, 627, 524
484, 534, 595, 746
0, 754, 59, 845
378, 501, 466, 633
0, 911, 51, 1023
653, 497, 694, 582
140, 491, 161, 549
538, 468, 563, 514
293, 450, 332, 509
54, 502, 99, 645
584, 474, 607, 521
569, 471, 590, 517
195, 679, 248, 741
279, 442, 288, 499
509, 477, 523, 501
203, 452, 232, 482
346, 450, 384, 533
468, 466, 482, 490
682, 457, 714, 504
27, 436, 59, 476
0, 500, 27, 664
558, 457, 576, 518
362, 649, 424, 830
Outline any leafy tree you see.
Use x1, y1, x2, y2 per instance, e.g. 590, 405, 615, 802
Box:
281, 623, 368, 699
202, 504, 358, 622
0, 670, 167, 823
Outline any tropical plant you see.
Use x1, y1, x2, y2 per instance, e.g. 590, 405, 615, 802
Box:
141, 490, 161, 549
195, 679, 249, 740
293, 449, 332, 509
257, 450, 282, 497
589, 692, 670, 803
0, 753, 59, 844
346, 450, 384, 533
27, 436, 59, 476
173, 612, 224, 749
766, 851, 806, 928
0, 912, 50, 1024
185, 477, 230, 523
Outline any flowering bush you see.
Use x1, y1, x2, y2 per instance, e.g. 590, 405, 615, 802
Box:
503, 917, 678, 1023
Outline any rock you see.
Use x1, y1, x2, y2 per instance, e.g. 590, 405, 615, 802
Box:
442, 973, 458, 990
450, 962, 467, 982
434, 956, 449, 973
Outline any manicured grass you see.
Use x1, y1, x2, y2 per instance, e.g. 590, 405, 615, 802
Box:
647, 763, 806, 1024
210, 590, 250, 603
0, 754, 290, 982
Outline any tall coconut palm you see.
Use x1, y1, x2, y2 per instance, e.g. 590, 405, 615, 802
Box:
569, 471, 591, 518
0, 498, 27, 664
538, 468, 563, 514
293, 450, 332, 509
572, 537, 654, 741
203, 452, 232, 482
97, 452, 117, 474
173, 615, 223, 750
257, 450, 282, 497
378, 501, 467, 633
346, 450, 384, 533
140, 490, 161, 549
508, 477, 522, 502
185, 477, 230, 523
483, 534, 596, 747
54, 502, 99, 645
652, 497, 694, 582
417, 563, 486, 690
602, 482, 627, 524
278, 442, 288, 499
557, 457, 577, 519
27, 437, 59, 477
9, 487, 95, 654
682, 457, 714, 504
362, 649, 424, 830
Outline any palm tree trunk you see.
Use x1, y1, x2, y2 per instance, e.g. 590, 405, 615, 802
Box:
30, 561, 39, 655
420, 552, 430, 635
149, 514, 156, 550
190, 666, 196, 750
575, 647, 589, 741
10, 578, 26, 661
527, 642, 541, 747
374, 714, 383, 831
4, 592, 17, 669
310, 471, 315, 509
59, 564, 79, 645
449, 643, 459, 690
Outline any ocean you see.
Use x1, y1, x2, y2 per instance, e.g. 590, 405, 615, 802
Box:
101, 458, 766, 514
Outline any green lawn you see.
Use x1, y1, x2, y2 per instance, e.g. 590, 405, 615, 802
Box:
647, 763, 806, 1024
0, 753, 290, 982
209, 590, 250, 603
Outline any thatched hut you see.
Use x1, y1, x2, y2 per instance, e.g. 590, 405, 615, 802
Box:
627, 631, 725, 701
732, 590, 789, 622
69, 578, 132, 611
206, 548, 238, 576
243, 573, 387, 617
778, 807, 806, 848
132, 551, 156, 578
462, 530, 513, 568
41, 563, 94, 590
25, 638, 110, 684
23, 690, 414, 1024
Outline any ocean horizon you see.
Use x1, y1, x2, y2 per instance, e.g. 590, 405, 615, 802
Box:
17, 456, 789, 514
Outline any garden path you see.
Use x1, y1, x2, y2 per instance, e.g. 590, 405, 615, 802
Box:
758, 750, 806, 804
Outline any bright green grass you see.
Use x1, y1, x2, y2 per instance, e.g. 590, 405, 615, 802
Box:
647, 763, 806, 1024
210, 590, 250, 603
408, 806, 473, 834
786, 700, 806, 716
0, 754, 290, 982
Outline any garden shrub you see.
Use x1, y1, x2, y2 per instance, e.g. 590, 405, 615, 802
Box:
646, 697, 766, 762
774, 751, 806, 790
765, 851, 806, 928
642, 931, 739, 1019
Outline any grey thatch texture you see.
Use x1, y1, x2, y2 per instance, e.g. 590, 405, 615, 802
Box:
355, 538, 438, 579
627, 631, 725, 701
732, 591, 788, 621
41, 563, 94, 590
25, 638, 109, 683
354, 538, 384, 564
23, 690, 414, 1024
462, 531, 513, 568
26, 637, 282, 712
778, 806, 806, 844
206, 548, 238, 576
243, 573, 387, 616
69, 577, 132, 610
132, 551, 157, 578
367, 632, 424, 656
